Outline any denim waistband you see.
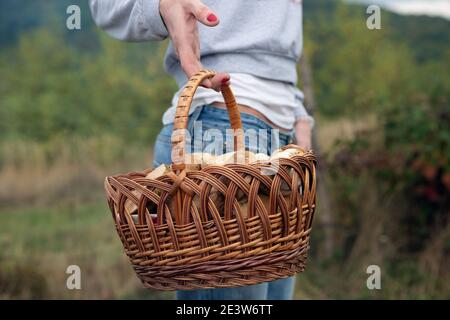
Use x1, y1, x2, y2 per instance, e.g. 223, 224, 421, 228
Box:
189, 104, 295, 140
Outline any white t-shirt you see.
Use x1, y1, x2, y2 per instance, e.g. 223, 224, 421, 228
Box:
162, 73, 314, 131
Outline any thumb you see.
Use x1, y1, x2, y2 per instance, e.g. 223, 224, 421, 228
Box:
190, 0, 220, 27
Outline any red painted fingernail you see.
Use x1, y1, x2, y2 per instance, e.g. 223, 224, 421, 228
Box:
207, 13, 217, 22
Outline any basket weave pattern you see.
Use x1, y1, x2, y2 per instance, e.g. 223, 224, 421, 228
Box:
104, 70, 317, 290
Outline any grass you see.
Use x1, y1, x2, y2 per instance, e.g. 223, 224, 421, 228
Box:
315, 113, 378, 155
0, 201, 173, 299
0, 138, 174, 299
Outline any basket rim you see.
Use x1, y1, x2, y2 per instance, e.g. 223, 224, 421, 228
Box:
106, 148, 316, 180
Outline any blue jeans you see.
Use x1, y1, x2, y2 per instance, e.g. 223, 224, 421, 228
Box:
153, 105, 296, 300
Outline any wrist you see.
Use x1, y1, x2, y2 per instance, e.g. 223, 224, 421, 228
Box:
294, 118, 312, 150
294, 118, 312, 131
159, 0, 170, 18
294, 115, 314, 128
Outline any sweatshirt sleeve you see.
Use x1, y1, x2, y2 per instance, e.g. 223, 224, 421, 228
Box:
89, 0, 169, 42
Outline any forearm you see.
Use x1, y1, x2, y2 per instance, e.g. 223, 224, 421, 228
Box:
88, 0, 168, 42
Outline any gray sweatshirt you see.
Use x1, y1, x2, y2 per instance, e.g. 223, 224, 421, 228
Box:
88, 0, 303, 87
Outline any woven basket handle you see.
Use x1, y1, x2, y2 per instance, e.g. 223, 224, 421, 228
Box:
171, 70, 244, 172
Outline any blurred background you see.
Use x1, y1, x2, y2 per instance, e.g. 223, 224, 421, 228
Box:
0, 0, 448, 299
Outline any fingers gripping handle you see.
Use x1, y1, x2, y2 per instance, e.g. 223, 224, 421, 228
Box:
171, 70, 244, 172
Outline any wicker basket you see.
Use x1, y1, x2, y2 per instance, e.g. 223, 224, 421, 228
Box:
104, 70, 317, 290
